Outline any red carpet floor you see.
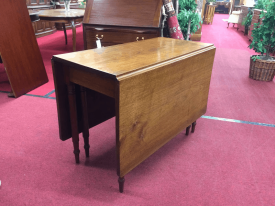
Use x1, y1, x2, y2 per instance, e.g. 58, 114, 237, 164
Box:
0, 14, 275, 205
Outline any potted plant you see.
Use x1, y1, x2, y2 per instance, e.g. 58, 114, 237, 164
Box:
249, 1, 275, 81
177, 0, 202, 40
243, 0, 269, 36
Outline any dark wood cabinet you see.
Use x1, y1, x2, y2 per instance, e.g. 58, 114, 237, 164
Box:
84, 26, 160, 50
26, 0, 56, 38
83, 0, 163, 50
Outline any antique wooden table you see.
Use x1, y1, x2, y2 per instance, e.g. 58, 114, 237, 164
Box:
52, 37, 216, 192
39, 9, 84, 51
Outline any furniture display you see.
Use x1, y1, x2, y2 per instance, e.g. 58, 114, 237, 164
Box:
54, 0, 83, 31
237, 5, 254, 33
215, 1, 231, 14
52, 37, 216, 192
190, 0, 206, 41
227, 10, 241, 28
39, 9, 85, 51
26, 0, 56, 38
204, 5, 216, 24
83, 0, 163, 50
28, 9, 40, 22
231, 0, 244, 13
0, 0, 48, 98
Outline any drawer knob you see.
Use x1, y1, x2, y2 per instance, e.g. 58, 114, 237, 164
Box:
136, 37, 145, 41
96, 34, 104, 40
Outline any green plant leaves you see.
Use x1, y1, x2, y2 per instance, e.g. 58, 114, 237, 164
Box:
249, 2, 275, 58
178, 0, 201, 39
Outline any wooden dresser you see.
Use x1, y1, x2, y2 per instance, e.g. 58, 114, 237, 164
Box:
83, 0, 163, 50
26, 0, 56, 38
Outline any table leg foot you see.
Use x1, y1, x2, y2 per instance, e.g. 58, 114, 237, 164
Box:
191, 121, 197, 133
73, 149, 80, 164
80, 86, 90, 158
185, 125, 191, 136
84, 145, 90, 157
118, 177, 125, 193
68, 83, 80, 164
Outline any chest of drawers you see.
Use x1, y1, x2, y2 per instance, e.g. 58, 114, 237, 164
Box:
83, 0, 163, 50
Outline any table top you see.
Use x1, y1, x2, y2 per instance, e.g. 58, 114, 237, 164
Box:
28, 10, 40, 16
39, 9, 84, 19
28, 10, 40, 22
53, 37, 214, 79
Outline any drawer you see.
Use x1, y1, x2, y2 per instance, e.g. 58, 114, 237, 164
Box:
84, 26, 159, 50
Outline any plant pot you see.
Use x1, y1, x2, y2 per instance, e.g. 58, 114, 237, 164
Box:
210, 2, 213, 5
249, 55, 275, 81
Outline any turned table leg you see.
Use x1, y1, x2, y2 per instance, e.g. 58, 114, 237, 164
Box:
71, 20, 76, 52
185, 125, 191, 136
186, 121, 197, 135
118, 177, 125, 193
62, 23, 67, 45
67, 83, 80, 163
191, 121, 197, 133
80, 86, 90, 157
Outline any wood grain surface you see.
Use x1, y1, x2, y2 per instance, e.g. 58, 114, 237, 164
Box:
83, 0, 162, 28
117, 46, 215, 177
53, 37, 214, 78
0, 0, 48, 97
83, 0, 162, 50
84, 26, 159, 50
39, 9, 84, 51
39, 9, 85, 20
52, 61, 115, 141
53, 37, 216, 178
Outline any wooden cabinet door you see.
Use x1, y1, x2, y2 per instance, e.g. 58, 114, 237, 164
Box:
44, 21, 52, 31
36, 20, 45, 33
